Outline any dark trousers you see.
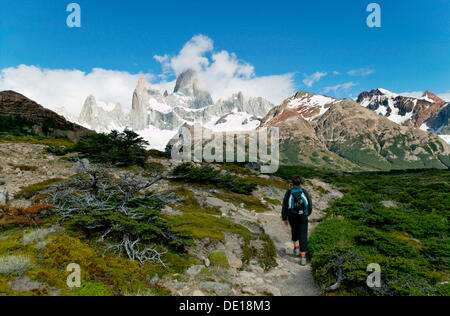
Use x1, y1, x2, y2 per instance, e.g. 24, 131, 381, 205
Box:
288, 214, 309, 252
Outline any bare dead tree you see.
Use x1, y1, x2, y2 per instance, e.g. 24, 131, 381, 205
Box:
46, 165, 174, 265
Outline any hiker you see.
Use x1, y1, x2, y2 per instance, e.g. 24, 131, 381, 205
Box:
282, 176, 313, 266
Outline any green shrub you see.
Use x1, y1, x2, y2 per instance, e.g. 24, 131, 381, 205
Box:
0, 115, 74, 137
45, 145, 72, 156
0, 116, 37, 136
171, 163, 257, 195
71, 129, 149, 167
309, 169, 450, 296
14, 178, 64, 200
259, 234, 278, 271
209, 251, 229, 267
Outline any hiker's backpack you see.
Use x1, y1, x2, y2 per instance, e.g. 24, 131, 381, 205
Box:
288, 188, 308, 216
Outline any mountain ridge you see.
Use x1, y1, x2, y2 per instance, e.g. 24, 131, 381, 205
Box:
260, 93, 450, 171
0, 90, 94, 141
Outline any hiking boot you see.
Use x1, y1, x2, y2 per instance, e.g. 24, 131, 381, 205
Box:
293, 248, 300, 256
300, 257, 307, 266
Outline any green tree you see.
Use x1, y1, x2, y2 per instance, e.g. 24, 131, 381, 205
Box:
73, 129, 149, 166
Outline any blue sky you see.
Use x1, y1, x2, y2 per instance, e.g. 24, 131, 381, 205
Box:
0, 0, 449, 112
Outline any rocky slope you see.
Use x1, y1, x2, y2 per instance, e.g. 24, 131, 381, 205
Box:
0, 91, 93, 141
262, 91, 340, 126
260, 100, 361, 171
315, 100, 450, 170
260, 93, 450, 170
0, 140, 342, 296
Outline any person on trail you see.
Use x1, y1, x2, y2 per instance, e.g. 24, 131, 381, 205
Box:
282, 176, 313, 266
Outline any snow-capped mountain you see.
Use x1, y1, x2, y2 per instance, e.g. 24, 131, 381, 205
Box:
76, 69, 274, 150
357, 88, 449, 143
259, 91, 450, 170
78, 95, 128, 132
261, 91, 340, 128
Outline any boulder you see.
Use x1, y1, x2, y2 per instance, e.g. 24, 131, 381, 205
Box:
257, 285, 281, 296
228, 257, 243, 269
186, 265, 204, 277
241, 287, 257, 295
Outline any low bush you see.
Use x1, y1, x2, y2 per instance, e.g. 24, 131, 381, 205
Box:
0, 116, 37, 136
14, 178, 64, 200
71, 129, 149, 167
9, 164, 39, 171
259, 234, 278, 271
0, 204, 55, 227
171, 163, 256, 195
308, 169, 450, 296
209, 251, 229, 267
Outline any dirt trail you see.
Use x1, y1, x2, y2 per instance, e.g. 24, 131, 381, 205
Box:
257, 179, 343, 296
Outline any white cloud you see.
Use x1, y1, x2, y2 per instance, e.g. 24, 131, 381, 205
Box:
0, 65, 152, 115
167, 35, 214, 76
437, 92, 450, 102
323, 82, 357, 94
302, 72, 327, 88
399, 91, 450, 102
399, 91, 424, 99
0, 35, 295, 116
332, 71, 340, 75
347, 67, 375, 77
153, 34, 295, 104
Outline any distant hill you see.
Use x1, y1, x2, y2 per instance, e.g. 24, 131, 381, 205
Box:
0, 90, 94, 141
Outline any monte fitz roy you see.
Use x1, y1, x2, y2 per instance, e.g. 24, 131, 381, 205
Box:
43, 68, 449, 172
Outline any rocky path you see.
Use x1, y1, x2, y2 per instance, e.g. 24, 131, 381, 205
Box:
257, 179, 343, 296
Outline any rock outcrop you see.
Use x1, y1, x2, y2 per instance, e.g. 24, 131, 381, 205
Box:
79, 95, 128, 132
357, 88, 447, 128
314, 100, 449, 168
425, 103, 449, 134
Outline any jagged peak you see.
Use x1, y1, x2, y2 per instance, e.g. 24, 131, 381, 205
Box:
422, 90, 445, 104
376, 88, 398, 98
82, 95, 97, 110
136, 77, 147, 93
174, 68, 197, 94
85, 94, 96, 102
113, 102, 123, 113
293, 91, 318, 98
